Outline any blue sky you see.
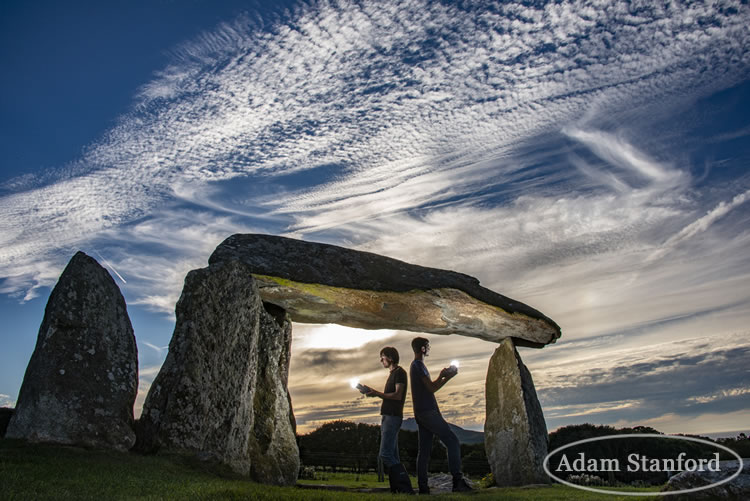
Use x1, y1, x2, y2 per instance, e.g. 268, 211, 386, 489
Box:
1, 0, 749, 436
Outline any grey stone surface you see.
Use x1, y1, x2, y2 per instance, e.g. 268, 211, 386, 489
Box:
136, 260, 299, 485
6, 251, 138, 451
485, 338, 549, 486
663, 459, 749, 500
209, 234, 560, 347
247, 303, 299, 485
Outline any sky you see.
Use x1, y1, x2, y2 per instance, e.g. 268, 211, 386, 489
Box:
1, 0, 749, 437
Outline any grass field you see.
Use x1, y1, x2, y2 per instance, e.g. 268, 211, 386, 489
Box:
0, 439, 661, 500
297, 470, 391, 489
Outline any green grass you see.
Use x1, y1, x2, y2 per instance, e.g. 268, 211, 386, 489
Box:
1, 439, 661, 500
297, 471, 391, 489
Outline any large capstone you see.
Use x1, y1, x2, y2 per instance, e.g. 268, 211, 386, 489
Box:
485, 338, 549, 486
209, 234, 560, 347
6, 251, 138, 450
136, 260, 299, 485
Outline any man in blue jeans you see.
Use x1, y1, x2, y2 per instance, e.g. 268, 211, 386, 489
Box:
364, 346, 414, 494
410, 337, 473, 493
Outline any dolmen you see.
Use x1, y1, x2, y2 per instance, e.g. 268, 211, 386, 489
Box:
208, 234, 561, 485
8, 234, 561, 487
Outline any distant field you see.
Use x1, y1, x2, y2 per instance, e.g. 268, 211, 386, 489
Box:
0, 439, 660, 500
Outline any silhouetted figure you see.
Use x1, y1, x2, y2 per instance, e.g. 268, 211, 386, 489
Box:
410, 337, 473, 493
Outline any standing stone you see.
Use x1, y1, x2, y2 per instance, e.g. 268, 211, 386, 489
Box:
248, 303, 299, 485
6, 251, 138, 450
136, 260, 299, 485
485, 338, 549, 486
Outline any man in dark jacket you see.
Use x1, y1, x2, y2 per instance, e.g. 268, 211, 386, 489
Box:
410, 337, 473, 493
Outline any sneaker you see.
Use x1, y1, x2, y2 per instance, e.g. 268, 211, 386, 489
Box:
452, 476, 474, 492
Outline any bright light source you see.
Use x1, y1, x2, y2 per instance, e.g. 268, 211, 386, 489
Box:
450, 360, 460, 368
297, 324, 397, 350
349, 378, 360, 389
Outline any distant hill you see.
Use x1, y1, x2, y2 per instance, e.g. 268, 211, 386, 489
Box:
401, 418, 484, 445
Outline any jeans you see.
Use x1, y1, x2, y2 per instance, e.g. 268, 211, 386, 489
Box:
379, 414, 402, 468
415, 409, 462, 489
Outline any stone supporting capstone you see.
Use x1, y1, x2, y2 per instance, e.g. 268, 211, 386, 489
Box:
485, 338, 549, 486
135, 260, 299, 485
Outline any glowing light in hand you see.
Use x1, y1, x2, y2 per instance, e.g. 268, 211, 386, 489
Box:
350, 378, 360, 389
450, 360, 460, 368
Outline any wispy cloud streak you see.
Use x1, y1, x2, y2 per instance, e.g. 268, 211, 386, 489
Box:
647, 189, 750, 262
1, 0, 748, 303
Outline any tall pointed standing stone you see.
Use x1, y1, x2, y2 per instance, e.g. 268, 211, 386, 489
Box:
6, 251, 138, 451
485, 338, 549, 486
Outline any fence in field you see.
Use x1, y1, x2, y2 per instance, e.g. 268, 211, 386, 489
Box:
299, 450, 491, 477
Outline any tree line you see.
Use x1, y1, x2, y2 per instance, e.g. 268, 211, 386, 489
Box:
297, 420, 749, 484
296, 420, 489, 476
